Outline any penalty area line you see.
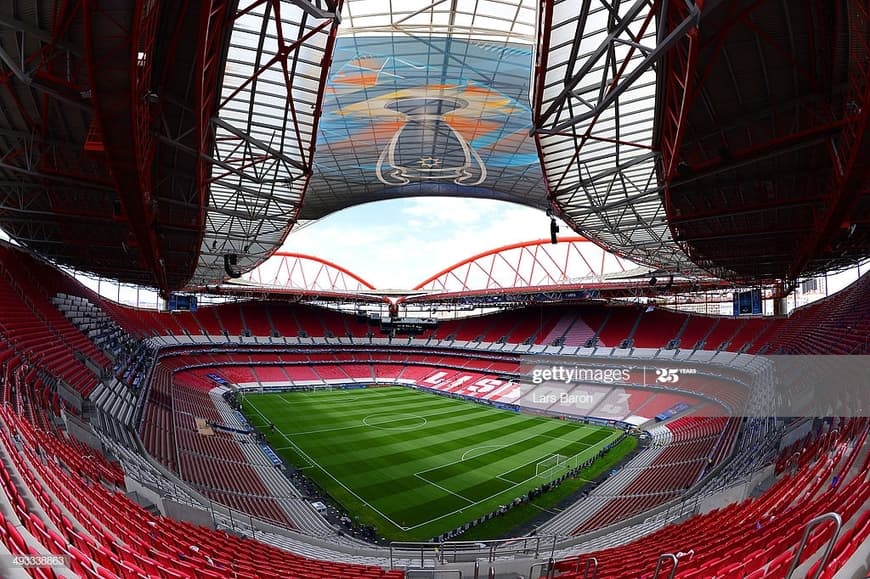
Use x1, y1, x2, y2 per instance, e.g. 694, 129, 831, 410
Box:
246, 402, 412, 531
460, 445, 507, 462
413, 473, 474, 505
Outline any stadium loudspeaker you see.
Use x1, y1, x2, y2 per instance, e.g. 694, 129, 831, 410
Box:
677, 161, 691, 176
550, 218, 559, 244
224, 254, 242, 278
648, 276, 658, 286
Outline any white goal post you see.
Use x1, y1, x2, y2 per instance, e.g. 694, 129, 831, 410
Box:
535, 454, 571, 478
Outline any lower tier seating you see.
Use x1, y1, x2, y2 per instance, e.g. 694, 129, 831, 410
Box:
550, 418, 869, 579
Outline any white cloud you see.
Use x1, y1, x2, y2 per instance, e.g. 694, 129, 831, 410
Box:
399, 197, 501, 226
277, 197, 561, 288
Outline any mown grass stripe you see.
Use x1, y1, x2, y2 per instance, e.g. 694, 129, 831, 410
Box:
242, 386, 625, 540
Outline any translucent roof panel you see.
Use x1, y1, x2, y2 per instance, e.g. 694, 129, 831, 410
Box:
301, 34, 548, 218
192, 0, 709, 287
191, 2, 339, 286
533, 0, 703, 275
341, 0, 538, 43
192, 0, 545, 286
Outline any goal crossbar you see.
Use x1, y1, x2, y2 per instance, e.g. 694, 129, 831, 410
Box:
534, 453, 571, 478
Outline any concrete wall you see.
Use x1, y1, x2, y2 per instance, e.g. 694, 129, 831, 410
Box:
63, 413, 102, 451
163, 499, 216, 530
56, 381, 83, 413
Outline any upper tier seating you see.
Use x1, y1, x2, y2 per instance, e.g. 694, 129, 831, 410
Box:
105, 272, 870, 356
0, 241, 867, 357
0, 251, 109, 398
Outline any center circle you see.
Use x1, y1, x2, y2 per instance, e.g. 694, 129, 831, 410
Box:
362, 413, 428, 431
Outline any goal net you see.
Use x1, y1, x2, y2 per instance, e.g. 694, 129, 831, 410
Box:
535, 454, 570, 478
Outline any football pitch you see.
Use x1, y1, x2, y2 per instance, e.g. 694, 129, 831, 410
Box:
241, 386, 623, 541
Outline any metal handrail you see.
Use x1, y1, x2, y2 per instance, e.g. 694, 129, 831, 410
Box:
785, 512, 842, 579
787, 450, 801, 474
390, 534, 556, 567
390, 542, 439, 569
574, 556, 598, 579
826, 429, 840, 452
546, 557, 556, 579
652, 553, 679, 579
405, 571, 462, 579
528, 560, 548, 578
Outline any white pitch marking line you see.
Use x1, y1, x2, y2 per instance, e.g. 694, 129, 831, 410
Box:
413, 473, 474, 505
246, 401, 412, 531
460, 445, 507, 461
251, 393, 623, 533
362, 413, 428, 431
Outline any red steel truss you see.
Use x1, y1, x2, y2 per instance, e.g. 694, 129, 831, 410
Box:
662, 0, 870, 281
413, 237, 634, 293
84, 0, 171, 289
189, 0, 344, 287
199, 237, 728, 308
0, 1, 161, 285
239, 250, 375, 291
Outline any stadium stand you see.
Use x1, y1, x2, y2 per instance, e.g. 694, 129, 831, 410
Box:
539, 416, 737, 537
0, 243, 865, 577
12, 259, 856, 366
0, 404, 404, 578
253, 366, 292, 383
75, 272, 867, 356
549, 419, 868, 579
0, 1, 867, 576
596, 306, 643, 349
239, 301, 277, 337
216, 304, 245, 337
0, 306, 404, 577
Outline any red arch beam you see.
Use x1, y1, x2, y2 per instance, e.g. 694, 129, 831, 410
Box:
242, 251, 376, 291
413, 237, 634, 292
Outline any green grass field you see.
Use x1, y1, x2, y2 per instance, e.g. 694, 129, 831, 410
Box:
241, 386, 624, 541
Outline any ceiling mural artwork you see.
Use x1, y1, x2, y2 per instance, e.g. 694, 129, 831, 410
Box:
301, 36, 547, 219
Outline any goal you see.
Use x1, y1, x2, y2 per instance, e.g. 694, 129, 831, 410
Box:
535, 454, 570, 478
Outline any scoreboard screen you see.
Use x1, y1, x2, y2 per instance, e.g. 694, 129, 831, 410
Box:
167, 293, 198, 312
732, 289, 761, 316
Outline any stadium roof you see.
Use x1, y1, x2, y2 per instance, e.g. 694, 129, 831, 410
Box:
662, 0, 869, 282
298, 1, 543, 221
533, 0, 700, 276
0, 0, 867, 293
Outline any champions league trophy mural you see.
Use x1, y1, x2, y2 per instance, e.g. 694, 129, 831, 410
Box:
315, 41, 541, 199
336, 84, 504, 187
374, 93, 487, 186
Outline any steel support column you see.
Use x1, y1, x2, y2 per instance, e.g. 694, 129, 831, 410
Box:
83, 0, 169, 290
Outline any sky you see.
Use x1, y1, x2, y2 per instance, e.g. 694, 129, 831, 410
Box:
2, 199, 864, 311
273, 202, 866, 315
280, 197, 562, 289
